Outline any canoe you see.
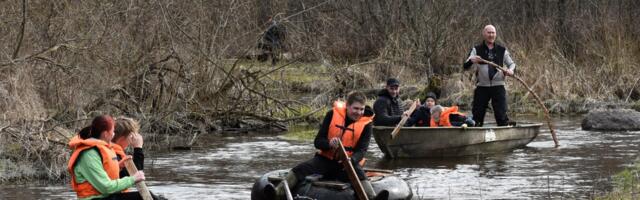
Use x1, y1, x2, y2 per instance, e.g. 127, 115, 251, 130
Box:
372, 122, 542, 158
251, 169, 413, 200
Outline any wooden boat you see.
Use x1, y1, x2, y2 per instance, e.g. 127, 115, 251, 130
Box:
373, 122, 542, 158
251, 169, 413, 200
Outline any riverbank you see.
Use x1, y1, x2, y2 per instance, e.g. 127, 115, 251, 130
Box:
598, 160, 640, 200
3, 116, 640, 199
1, 60, 639, 184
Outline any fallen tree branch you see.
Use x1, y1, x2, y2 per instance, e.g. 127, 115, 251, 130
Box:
1, 43, 73, 69
13, 0, 27, 59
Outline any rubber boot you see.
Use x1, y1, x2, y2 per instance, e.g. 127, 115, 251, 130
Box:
273, 171, 298, 200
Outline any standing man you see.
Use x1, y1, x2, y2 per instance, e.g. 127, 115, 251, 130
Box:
264, 91, 387, 200
373, 78, 411, 126
257, 17, 286, 65
463, 25, 516, 126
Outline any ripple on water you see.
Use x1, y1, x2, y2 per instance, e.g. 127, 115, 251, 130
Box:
6, 116, 640, 199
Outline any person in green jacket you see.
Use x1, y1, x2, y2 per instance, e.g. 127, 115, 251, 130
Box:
68, 115, 147, 200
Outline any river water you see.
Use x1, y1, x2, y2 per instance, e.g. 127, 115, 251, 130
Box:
1, 116, 639, 199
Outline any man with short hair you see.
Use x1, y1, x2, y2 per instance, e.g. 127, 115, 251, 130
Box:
373, 78, 411, 126
264, 91, 387, 200
463, 25, 516, 126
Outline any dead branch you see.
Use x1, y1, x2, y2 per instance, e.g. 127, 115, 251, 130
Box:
13, 0, 27, 59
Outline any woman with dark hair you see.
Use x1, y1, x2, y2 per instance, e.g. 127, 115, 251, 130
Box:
68, 115, 146, 200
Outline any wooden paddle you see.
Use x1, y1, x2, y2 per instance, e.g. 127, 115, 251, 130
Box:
391, 99, 419, 139
124, 159, 154, 200
479, 59, 559, 147
336, 140, 369, 200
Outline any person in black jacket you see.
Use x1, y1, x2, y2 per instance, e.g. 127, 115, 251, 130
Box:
373, 78, 411, 126
111, 117, 165, 200
257, 17, 286, 65
112, 117, 145, 177
406, 92, 438, 127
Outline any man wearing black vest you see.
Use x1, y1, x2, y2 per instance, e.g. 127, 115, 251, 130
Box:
463, 25, 516, 126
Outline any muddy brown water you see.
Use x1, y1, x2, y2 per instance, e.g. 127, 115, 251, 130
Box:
1, 116, 639, 199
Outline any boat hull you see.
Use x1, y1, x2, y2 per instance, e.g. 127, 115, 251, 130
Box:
373, 123, 542, 158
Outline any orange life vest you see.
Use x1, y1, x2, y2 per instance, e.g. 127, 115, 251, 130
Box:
111, 144, 127, 161
430, 106, 462, 127
318, 101, 373, 160
67, 136, 123, 198
110, 143, 132, 193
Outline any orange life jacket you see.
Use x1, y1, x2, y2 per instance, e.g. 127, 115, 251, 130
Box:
111, 144, 127, 161
318, 101, 373, 160
110, 143, 131, 192
430, 106, 462, 127
67, 136, 123, 198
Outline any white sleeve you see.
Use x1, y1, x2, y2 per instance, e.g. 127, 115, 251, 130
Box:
504, 49, 516, 71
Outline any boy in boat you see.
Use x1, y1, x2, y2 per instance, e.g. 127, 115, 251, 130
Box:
264, 91, 388, 200
430, 105, 476, 127
406, 92, 438, 127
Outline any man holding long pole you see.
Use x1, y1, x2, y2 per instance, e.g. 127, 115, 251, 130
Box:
463, 24, 516, 127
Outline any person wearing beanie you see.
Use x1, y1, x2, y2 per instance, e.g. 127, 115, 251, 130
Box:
406, 92, 438, 127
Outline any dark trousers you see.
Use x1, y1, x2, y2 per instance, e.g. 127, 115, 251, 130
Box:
95, 191, 163, 200
291, 154, 366, 183
472, 85, 509, 126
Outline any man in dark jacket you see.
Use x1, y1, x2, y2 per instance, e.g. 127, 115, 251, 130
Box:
373, 78, 411, 126
258, 17, 286, 65
463, 25, 516, 126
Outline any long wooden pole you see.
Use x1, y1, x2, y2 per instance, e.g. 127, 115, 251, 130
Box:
391, 99, 419, 139
480, 59, 559, 147
124, 159, 154, 200
337, 140, 369, 200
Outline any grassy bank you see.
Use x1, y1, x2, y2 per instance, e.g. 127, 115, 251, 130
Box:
598, 161, 640, 200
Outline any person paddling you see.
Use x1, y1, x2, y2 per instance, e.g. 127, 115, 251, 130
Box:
264, 91, 388, 200
373, 78, 412, 126
110, 117, 164, 199
406, 92, 438, 127
463, 25, 516, 127
68, 115, 145, 200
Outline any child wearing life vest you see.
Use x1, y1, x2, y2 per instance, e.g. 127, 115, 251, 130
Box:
430, 105, 476, 127
68, 115, 146, 200
112, 117, 145, 178
109, 117, 164, 200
